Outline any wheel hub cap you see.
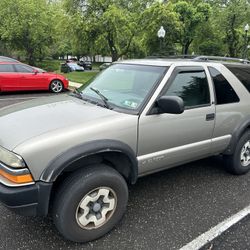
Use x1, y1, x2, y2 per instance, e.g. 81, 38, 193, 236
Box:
51, 81, 62, 92
76, 187, 117, 230
240, 141, 250, 167
93, 203, 101, 212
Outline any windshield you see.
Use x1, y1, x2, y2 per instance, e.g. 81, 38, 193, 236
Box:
79, 64, 167, 111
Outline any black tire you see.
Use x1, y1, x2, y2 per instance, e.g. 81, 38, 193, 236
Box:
50, 80, 64, 93
224, 130, 250, 175
52, 165, 128, 243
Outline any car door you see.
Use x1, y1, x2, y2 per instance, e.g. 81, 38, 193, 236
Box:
14, 64, 47, 90
137, 66, 216, 176
0, 64, 21, 91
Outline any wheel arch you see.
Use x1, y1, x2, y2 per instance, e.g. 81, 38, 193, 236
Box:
40, 140, 138, 185
224, 117, 250, 155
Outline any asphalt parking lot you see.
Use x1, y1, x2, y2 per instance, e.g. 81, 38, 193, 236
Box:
0, 92, 250, 250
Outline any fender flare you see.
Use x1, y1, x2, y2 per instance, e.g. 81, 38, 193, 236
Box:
40, 139, 138, 184
224, 117, 250, 155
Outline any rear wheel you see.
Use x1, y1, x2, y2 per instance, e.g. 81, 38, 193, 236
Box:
52, 165, 128, 242
224, 130, 250, 175
50, 80, 64, 93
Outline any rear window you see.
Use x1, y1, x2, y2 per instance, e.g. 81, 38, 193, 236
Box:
225, 65, 250, 92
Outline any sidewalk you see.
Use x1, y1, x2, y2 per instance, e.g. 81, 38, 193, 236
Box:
68, 81, 82, 90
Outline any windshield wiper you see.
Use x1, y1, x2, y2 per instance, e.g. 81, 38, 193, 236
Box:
90, 87, 111, 109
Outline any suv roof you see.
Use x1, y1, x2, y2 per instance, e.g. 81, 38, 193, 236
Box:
117, 55, 250, 68
146, 55, 250, 64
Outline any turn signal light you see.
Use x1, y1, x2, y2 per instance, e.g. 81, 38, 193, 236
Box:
0, 169, 33, 184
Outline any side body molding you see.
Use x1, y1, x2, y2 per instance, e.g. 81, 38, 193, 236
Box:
40, 140, 138, 184
224, 116, 250, 155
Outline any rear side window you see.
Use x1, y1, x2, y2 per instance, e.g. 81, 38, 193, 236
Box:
208, 67, 239, 105
225, 65, 250, 93
0, 64, 15, 72
15, 64, 34, 73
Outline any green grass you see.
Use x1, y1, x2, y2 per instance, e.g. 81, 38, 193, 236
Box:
59, 71, 98, 85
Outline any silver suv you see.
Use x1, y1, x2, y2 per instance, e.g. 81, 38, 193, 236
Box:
0, 56, 250, 242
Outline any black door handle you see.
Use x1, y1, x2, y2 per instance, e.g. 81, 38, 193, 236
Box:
206, 113, 215, 121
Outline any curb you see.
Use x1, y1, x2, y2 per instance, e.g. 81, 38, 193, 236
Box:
68, 81, 82, 90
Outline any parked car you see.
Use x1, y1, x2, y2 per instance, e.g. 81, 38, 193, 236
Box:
0, 62, 68, 93
1, 56, 250, 243
66, 58, 78, 62
79, 60, 92, 70
99, 62, 111, 71
60, 63, 71, 73
67, 62, 85, 71
0, 56, 19, 62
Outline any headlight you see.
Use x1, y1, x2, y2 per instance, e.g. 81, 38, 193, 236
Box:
0, 146, 25, 168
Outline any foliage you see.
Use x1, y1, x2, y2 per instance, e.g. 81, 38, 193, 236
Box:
173, 0, 211, 54
0, 0, 250, 61
33, 60, 62, 72
63, 0, 156, 61
213, 0, 250, 57
0, 0, 57, 64
141, 2, 180, 56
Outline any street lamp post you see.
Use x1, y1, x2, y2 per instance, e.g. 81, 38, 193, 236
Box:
243, 24, 249, 59
157, 26, 166, 54
247, 45, 250, 59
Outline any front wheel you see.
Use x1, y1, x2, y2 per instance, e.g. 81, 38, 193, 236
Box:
224, 130, 250, 175
52, 165, 128, 242
50, 80, 64, 93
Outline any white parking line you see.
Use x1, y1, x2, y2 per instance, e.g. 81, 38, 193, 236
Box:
180, 204, 250, 250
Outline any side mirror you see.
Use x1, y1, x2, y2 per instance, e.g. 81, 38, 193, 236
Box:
33, 69, 39, 74
157, 96, 184, 114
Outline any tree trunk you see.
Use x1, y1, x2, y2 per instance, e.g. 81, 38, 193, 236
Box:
27, 48, 35, 65
111, 51, 119, 62
182, 39, 193, 55
227, 14, 237, 57
107, 32, 119, 62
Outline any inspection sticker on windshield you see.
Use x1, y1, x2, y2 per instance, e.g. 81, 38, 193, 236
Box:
123, 100, 138, 109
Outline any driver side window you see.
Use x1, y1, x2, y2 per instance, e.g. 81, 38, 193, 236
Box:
163, 70, 210, 109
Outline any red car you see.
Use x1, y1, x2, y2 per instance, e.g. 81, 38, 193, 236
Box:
0, 62, 69, 93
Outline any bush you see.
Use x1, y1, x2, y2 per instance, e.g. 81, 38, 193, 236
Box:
35, 60, 62, 72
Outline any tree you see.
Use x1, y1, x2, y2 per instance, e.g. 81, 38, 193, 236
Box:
191, 20, 225, 56
64, 0, 155, 61
213, 0, 250, 57
140, 2, 180, 56
0, 0, 58, 64
173, 1, 211, 54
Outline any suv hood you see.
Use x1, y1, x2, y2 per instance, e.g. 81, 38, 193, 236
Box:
0, 94, 128, 150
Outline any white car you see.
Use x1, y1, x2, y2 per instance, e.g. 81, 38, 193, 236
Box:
67, 62, 84, 71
